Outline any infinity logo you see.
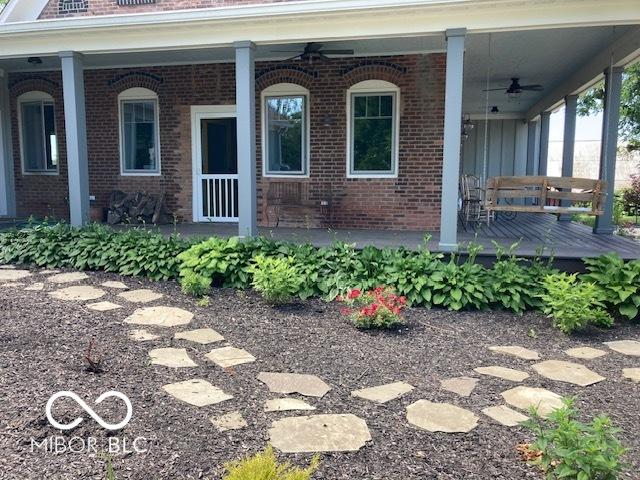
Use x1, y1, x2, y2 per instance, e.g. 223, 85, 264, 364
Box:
46, 391, 133, 431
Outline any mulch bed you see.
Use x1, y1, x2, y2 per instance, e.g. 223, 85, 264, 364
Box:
0, 268, 639, 480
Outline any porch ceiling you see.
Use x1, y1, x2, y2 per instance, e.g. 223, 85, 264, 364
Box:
0, 24, 638, 119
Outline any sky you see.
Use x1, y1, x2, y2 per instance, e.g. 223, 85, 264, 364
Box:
549, 107, 603, 142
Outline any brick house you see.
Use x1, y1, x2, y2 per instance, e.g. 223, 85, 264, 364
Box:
0, 0, 638, 251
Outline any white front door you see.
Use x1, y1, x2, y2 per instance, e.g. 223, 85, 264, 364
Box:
191, 106, 239, 222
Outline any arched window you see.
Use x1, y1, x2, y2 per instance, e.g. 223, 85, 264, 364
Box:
18, 91, 58, 174
346, 80, 400, 178
118, 87, 160, 175
261, 83, 310, 177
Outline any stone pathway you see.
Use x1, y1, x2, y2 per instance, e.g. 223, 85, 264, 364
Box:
258, 372, 331, 398
13, 266, 640, 457
269, 414, 371, 453
406, 401, 479, 433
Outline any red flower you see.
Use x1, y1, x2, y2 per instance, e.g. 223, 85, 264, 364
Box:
340, 307, 351, 315
347, 288, 361, 300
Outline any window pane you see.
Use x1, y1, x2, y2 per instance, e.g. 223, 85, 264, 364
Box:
353, 117, 393, 172
266, 96, 304, 173
122, 101, 158, 172
43, 104, 57, 168
380, 95, 393, 117
21, 102, 45, 172
354, 96, 366, 118
366, 96, 379, 117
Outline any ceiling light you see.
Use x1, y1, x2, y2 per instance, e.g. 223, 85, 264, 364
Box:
27, 57, 43, 65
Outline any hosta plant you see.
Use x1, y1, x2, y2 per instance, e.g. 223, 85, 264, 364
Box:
338, 287, 406, 329
248, 255, 303, 304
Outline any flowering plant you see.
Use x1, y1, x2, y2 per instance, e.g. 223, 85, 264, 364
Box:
338, 287, 406, 329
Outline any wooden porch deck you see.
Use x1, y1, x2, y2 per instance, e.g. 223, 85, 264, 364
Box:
142, 213, 640, 260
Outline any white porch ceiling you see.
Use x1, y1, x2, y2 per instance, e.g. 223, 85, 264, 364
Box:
1, 24, 637, 117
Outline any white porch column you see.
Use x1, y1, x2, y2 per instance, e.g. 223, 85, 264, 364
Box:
538, 111, 551, 176
438, 28, 466, 252
234, 41, 257, 238
559, 94, 578, 221
59, 51, 89, 226
0, 70, 16, 217
525, 119, 539, 175
594, 66, 624, 234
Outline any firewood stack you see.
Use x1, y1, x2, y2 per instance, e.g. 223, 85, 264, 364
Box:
107, 190, 170, 225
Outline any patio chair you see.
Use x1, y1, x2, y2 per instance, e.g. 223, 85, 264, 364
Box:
459, 174, 491, 228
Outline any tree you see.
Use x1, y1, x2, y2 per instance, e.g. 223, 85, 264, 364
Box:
578, 62, 640, 151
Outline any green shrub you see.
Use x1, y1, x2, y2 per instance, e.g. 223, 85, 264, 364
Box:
248, 255, 303, 304
521, 398, 627, 480
180, 271, 212, 297
487, 242, 556, 314
0, 223, 190, 280
223, 445, 319, 480
582, 253, 640, 319
540, 273, 613, 334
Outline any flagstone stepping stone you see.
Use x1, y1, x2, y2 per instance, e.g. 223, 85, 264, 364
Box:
124, 306, 193, 327
206, 346, 255, 368
163, 379, 233, 407
352, 381, 414, 403
175, 328, 224, 345
49, 285, 106, 302
604, 340, 640, 357
87, 301, 122, 312
269, 414, 371, 453
474, 366, 529, 382
0, 264, 15, 269
564, 346, 608, 359
622, 368, 640, 383
440, 377, 478, 397
128, 329, 161, 341
532, 360, 605, 387
501, 386, 563, 418
118, 289, 163, 303
39, 269, 60, 275
489, 345, 540, 360
0, 269, 31, 281
25, 282, 44, 291
149, 347, 197, 368
101, 280, 128, 289
265, 398, 316, 412
47, 272, 88, 284
257, 372, 331, 398
2, 282, 26, 287
210, 411, 247, 432
406, 400, 479, 433
482, 405, 529, 427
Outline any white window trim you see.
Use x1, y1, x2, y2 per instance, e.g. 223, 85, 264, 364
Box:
346, 80, 400, 179
17, 91, 59, 176
118, 87, 161, 176
261, 83, 310, 178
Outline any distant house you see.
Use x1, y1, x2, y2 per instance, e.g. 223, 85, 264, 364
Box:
0, 0, 638, 249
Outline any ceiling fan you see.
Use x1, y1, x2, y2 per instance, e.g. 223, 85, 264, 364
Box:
273, 42, 355, 64
484, 77, 544, 95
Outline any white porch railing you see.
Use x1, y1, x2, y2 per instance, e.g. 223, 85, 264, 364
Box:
201, 174, 238, 221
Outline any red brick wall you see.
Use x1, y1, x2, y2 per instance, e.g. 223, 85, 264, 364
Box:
9, 54, 445, 230
39, 0, 308, 19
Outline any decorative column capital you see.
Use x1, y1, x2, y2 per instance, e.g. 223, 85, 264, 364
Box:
58, 51, 84, 61
233, 41, 256, 51
445, 28, 467, 39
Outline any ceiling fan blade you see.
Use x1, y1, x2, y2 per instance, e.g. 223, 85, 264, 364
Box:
320, 49, 355, 55
271, 49, 303, 53
306, 42, 324, 52
285, 54, 303, 61
520, 85, 544, 91
482, 87, 507, 92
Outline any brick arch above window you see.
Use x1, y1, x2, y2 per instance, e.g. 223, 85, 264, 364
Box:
107, 72, 163, 94
341, 61, 407, 88
9, 77, 60, 98
256, 66, 318, 92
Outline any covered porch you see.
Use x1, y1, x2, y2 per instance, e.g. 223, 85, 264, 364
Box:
0, 0, 639, 255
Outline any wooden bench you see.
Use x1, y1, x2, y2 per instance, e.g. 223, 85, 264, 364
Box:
265, 181, 333, 227
484, 176, 606, 225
